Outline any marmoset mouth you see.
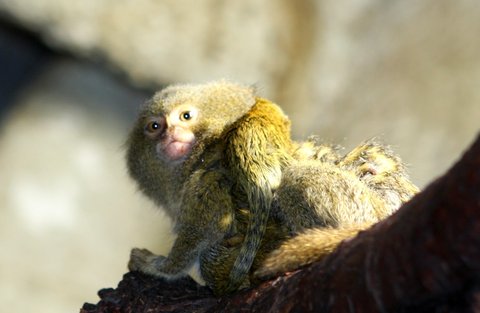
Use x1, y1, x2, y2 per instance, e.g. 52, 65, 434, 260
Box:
163, 140, 194, 160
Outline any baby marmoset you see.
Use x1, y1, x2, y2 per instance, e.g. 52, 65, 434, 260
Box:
126, 80, 418, 295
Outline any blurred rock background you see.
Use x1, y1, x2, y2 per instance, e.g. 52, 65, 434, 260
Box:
0, 1, 478, 312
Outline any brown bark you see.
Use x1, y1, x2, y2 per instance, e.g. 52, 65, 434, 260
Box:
81, 133, 480, 313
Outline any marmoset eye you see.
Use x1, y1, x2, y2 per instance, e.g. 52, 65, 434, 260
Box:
144, 117, 165, 137
181, 111, 192, 121
147, 121, 160, 131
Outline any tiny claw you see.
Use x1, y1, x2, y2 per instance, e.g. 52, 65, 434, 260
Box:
128, 248, 154, 271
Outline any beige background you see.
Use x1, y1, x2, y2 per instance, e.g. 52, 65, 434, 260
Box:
0, 1, 478, 312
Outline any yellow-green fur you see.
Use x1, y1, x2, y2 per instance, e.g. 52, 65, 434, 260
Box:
127, 81, 297, 294
126, 80, 419, 295
127, 81, 256, 289
222, 98, 294, 292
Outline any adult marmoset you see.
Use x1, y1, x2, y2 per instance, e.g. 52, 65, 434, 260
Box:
126, 80, 296, 294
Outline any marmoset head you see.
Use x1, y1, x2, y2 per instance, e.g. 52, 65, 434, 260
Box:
129, 80, 256, 164
126, 80, 257, 205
